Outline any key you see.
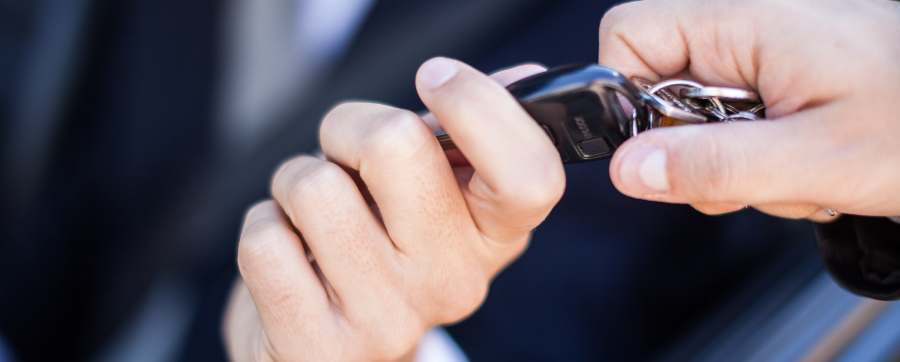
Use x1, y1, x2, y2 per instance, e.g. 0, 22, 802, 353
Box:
437, 64, 651, 163
435, 64, 764, 163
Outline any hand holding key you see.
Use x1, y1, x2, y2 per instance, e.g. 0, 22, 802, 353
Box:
601, 0, 900, 221
223, 61, 564, 362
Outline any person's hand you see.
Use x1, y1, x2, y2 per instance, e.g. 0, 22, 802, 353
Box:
599, 0, 900, 222
222, 59, 565, 361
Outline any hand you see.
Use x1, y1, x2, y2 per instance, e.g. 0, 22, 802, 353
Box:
599, 0, 900, 221
222, 59, 565, 361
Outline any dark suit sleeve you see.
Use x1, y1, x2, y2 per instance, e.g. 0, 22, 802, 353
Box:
816, 216, 900, 300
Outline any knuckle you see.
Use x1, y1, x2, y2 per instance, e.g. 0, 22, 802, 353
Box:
368, 310, 423, 360
237, 219, 287, 277
362, 110, 431, 161
445, 282, 488, 323
321, 101, 362, 128
287, 160, 347, 205
320, 102, 365, 143
430, 269, 489, 324
271, 156, 304, 197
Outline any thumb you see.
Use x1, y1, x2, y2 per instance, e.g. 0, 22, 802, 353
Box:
609, 108, 841, 205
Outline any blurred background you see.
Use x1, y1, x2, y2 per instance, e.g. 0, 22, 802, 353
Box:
1, 0, 898, 361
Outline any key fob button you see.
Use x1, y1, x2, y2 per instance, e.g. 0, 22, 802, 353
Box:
507, 64, 649, 163
577, 138, 612, 159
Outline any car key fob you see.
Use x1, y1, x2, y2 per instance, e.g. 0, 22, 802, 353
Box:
505, 64, 651, 162
437, 64, 651, 163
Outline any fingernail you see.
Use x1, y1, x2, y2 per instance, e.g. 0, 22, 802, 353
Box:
419, 57, 458, 89
619, 146, 670, 194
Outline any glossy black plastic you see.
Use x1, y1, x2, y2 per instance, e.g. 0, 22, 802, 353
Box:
506, 64, 649, 163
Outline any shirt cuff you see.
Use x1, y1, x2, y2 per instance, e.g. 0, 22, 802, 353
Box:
415, 328, 468, 362
0, 336, 13, 362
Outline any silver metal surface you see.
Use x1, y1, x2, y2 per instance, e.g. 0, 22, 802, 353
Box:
635, 77, 765, 127
682, 86, 760, 102
648, 79, 704, 94
644, 79, 709, 123
642, 94, 709, 123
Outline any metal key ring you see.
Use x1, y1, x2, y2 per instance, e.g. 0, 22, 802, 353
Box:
641, 79, 707, 124
652, 80, 757, 121
682, 86, 760, 102
648, 79, 704, 95
724, 111, 761, 122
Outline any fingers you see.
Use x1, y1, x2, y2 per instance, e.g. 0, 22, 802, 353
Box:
318, 102, 478, 259
600, 1, 822, 207
314, 61, 555, 325
599, 1, 690, 80
599, 0, 758, 87
415, 57, 566, 243
610, 106, 843, 206
422, 63, 547, 165
227, 61, 565, 362
270, 156, 397, 311
270, 156, 430, 348
223, 282, 266, 362
235, 200, 331, 356
601, 2, 881, 214
419, 63, 547, 132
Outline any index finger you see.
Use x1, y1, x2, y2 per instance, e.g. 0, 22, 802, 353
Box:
599, 0, 758, 88
415, 58, 566, 243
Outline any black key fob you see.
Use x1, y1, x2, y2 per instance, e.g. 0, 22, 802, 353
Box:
505, 64, 650, 163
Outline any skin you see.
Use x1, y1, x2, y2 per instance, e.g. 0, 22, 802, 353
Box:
223, 62, 565, 362
601, 0, 900, 221
224, 0, 900, 360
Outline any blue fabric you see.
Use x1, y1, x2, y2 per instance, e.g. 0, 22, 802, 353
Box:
837, 302, 900, 361
0, 336, 12, 362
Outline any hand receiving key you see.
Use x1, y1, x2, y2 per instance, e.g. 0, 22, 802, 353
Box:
601, 0, 900, 222
223, 60, 564, 362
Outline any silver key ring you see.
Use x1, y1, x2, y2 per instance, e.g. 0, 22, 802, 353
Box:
682, 86, 760, 102
630, 77, 765, 133
642, 79, 708, 124
648, 79, 704, 94
651, 80, 743, 120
